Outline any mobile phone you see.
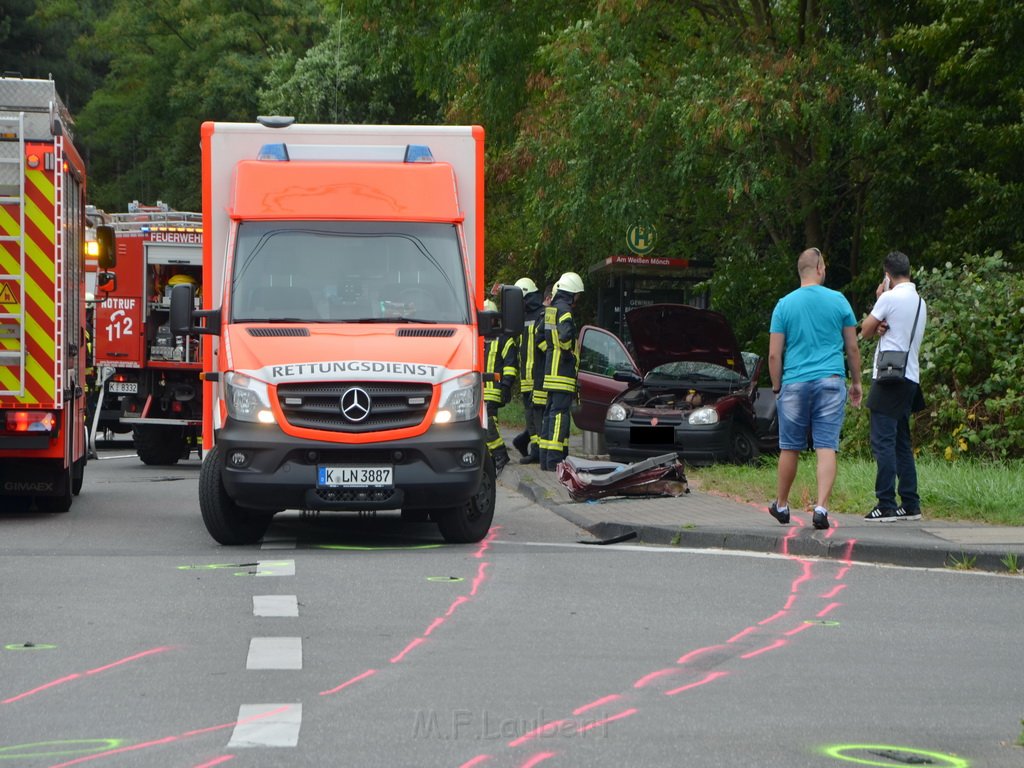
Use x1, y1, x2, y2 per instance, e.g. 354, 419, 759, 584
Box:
883, 275, 891, 291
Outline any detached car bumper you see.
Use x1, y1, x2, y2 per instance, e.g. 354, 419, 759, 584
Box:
214, 419, 485, 512
603, 419, 734, 466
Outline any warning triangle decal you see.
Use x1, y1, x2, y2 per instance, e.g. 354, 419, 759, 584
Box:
0, 283, 17, 305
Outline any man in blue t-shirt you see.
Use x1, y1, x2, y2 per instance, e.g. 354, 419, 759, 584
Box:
767, 247, 862, 529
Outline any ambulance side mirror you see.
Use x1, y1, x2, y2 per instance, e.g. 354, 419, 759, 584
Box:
170, 283, 220, 336
500, 284, 524, 334
95, 225, 116, 269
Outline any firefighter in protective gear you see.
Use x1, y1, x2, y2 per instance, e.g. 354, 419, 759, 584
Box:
511, 277, 544, 464
539, 272, 583, 471
482, 298, 518, 474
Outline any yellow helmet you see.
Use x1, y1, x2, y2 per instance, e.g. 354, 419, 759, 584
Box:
167, 273, 197, 286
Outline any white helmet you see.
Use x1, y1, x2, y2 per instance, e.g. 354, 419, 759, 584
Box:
514, 277, 538, 295
556, 271, 584, 294
483, 299, 498, 312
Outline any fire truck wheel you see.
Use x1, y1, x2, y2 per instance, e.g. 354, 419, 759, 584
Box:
36, 466, 73, 513
199, 445, 273, 545
133, 425, 188, 466
72, 426, 87, 495
432, 454, 496, 544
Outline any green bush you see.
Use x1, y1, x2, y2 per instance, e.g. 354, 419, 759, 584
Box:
843, 253, 1024, 461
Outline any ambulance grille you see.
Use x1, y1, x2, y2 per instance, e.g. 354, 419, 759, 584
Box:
247, 327, 310, 337
277, 382, 432, 433
396, 328, 456, 337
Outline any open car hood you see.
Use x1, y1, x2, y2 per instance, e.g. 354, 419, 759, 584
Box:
625, 304, 747, 377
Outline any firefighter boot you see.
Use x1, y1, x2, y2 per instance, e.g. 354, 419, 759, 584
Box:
512, 430, 530, 458
493, 446, 511, 475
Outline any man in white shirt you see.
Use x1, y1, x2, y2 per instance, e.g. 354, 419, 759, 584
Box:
860, 251, 927, 522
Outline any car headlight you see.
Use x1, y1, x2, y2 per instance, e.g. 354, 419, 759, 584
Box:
224, 372, 275, 424
435, 372, 480, 423
688, 406, 719, 425
607, 403, 628, 422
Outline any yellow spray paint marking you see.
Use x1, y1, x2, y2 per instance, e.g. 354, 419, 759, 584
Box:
822, 744, 969, 767
0, 739, 124, 760
4, 643, 57, 651
427, 576, 464, 583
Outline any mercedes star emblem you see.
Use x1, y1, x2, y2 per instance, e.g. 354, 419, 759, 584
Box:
340, 387, 372, 422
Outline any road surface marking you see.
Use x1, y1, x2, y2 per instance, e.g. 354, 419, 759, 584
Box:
246, 638, 302, 670
226, 703, 302, 748
253, 595, 298, 617
256, 560, 295, 576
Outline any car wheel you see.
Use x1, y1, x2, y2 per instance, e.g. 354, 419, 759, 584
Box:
729, 425, 760, 464
199, 444, 274, 545
432, 456, 496, 543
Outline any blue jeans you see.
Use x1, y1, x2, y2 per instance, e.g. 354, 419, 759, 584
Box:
777, 376, 847, 451
870, 407, 919, 511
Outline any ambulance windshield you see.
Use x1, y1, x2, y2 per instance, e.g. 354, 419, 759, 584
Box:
230, 222, 471, 324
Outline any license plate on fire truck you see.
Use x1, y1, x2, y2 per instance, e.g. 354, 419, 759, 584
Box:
108, 381, 138, 394
317, 466, 393, 488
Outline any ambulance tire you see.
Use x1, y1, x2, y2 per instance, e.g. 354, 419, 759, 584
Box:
134, 425, 187, 466
432, 454, 496, 544
199, 444, 273, 545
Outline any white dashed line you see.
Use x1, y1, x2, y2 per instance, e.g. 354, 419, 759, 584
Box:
247, 637, 303, 670
253, 595, 299, 617
227, 703, 302, 747
256, 559, 295, 576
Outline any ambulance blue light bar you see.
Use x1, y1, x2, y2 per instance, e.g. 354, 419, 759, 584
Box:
256, 143, 434, 163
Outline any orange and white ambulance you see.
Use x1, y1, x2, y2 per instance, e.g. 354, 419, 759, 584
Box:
171, 118, 521, 544
0, 76, 89, 512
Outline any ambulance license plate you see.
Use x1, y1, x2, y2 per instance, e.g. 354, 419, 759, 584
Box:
317, 466, 393, 488
108, 382, 138, 394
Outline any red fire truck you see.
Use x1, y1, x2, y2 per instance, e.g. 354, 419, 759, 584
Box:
0, 75, 89, 512
90, 201, 203, 465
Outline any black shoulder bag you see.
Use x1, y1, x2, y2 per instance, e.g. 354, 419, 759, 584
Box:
874, 297, 922, 385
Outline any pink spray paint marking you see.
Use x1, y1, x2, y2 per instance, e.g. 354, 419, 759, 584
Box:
474, 526, 500, 558
469, 561, 490, 596
633, 668, 679, 689
320, 667, 377, 696
508, 719, 571, 748
422, 617, 446, 637
727, 626, 758, 644
784, 622, 814, 637
819, 584, 846, 599
46, 704, 293, 768
739, 639, 787, 659
459, 756, 492, 768
664, 671, 729, 696
758, 609, 789, 626
789, 560, 814, 594
817, 602, 843, 618
390, 637, 426, 664
519, 753, 557, 768
3, 646, 172, 705
677, 645, 723, 665
573, 694, 621, 715
445, 595, 471, 617
577, 707, 637, 734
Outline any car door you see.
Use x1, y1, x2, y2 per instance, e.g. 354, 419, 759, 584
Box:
572, 325, 638, 433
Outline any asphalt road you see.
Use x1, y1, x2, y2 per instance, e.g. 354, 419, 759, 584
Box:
1, 444, 1021, 767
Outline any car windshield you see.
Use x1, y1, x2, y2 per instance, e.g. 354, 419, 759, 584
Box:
646, 360, 747, 386
230, 221, 470, 324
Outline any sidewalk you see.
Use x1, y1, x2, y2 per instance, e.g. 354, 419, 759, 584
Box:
497, 429, 1024, 574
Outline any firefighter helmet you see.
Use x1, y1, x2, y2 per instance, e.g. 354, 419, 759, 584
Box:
555, 271, 584, 294
483, 299, 498, 312
514, 277, 538, 295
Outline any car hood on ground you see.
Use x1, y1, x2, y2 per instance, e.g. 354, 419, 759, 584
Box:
625, 304, 747, 377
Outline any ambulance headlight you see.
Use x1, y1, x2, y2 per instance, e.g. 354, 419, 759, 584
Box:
435, 372, 480, 424
224, 372, 274, 424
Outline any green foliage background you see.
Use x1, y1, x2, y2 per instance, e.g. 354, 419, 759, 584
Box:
6, 0, 1023, 457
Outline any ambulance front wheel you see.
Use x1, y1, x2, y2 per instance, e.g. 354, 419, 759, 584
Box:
200, 444, 273, 545
432, 454, 496, 544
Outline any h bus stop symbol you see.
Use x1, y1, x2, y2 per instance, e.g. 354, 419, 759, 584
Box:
627, 223, 657, 255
